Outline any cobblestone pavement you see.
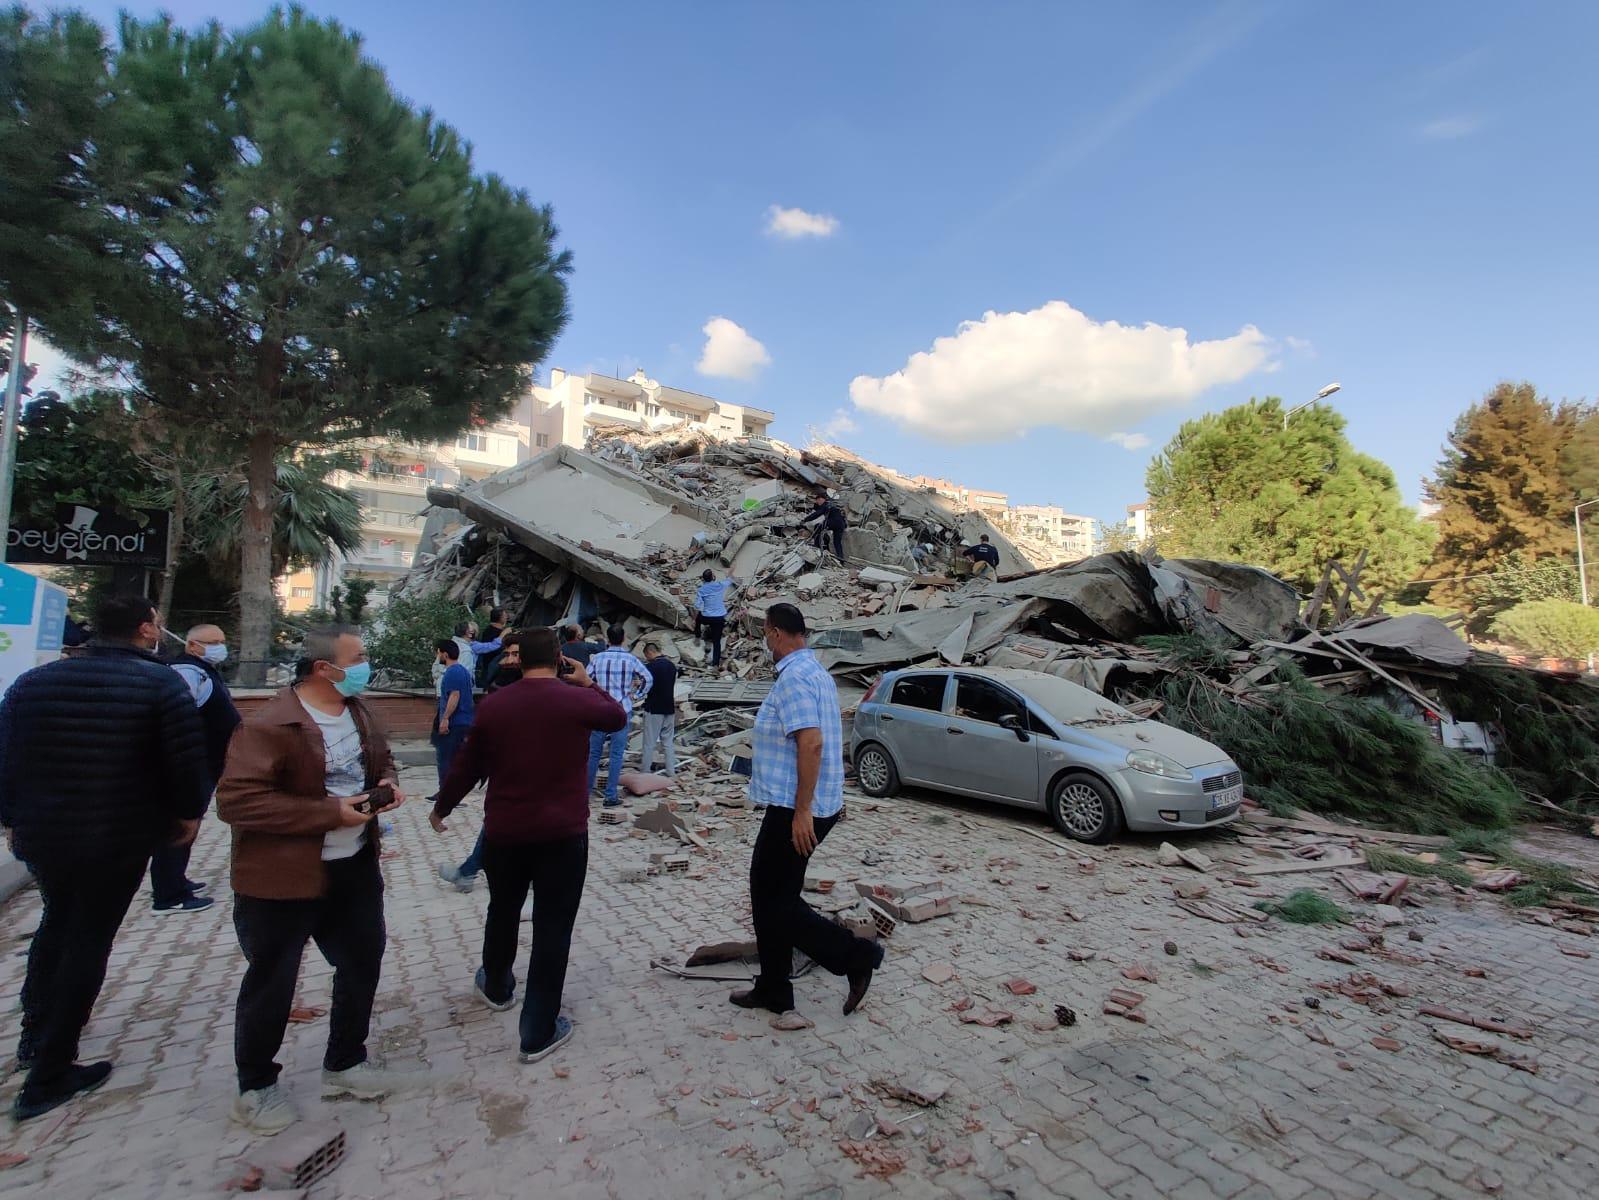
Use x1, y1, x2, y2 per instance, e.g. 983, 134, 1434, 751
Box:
2, 754, 1597, 1199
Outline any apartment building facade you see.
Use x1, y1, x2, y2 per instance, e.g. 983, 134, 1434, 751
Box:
530, 368, 774, 448
909, 475, 1011, 518
1002, 504, 1097, 561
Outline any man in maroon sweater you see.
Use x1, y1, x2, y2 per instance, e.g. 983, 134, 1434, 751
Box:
429, 628, 625, 1062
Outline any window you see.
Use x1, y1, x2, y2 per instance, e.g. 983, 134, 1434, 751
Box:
535, 433, 550, 448
953, 676, 1026, 726
291, 586, 313, 599
891, 675, 947, 712
457, 433, 488, 452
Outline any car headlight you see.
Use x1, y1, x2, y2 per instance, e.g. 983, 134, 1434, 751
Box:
1125, 750, 1193, 780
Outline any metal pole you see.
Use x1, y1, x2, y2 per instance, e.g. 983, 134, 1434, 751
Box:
1579, 502, 1589, 608
0, 311, 27, 554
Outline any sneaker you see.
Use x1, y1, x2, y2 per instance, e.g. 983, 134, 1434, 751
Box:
230, 1083, 298, 1135
437, 863, 476, 894
475, 967, 515, 1012
518, 1016, 573, 1064
184, 879, 210, 896
154, 894, 215, 914
13, 1061, 113, 1123
321, 1061, 405, 1100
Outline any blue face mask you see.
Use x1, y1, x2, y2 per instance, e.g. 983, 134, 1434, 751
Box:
332, 661, 372, 697
203, 644, 229, 665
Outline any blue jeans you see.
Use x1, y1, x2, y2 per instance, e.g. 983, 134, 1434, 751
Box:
587, 727, 627, 805
459, 828, 486, 878
433, 723, 469, 789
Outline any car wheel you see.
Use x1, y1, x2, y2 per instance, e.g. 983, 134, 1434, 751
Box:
1049, 772, 1123, 844
854, 742, 901, 798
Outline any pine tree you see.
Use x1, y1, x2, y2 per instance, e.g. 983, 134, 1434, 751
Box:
1424, 383, 1582, 607
1145, 398, 1433, 593
0, 9, 571, 679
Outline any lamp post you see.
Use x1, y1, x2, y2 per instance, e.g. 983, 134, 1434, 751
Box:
1283, 382, 1342, 430
0, 309, 27, 550
1577, 498, 1599, 608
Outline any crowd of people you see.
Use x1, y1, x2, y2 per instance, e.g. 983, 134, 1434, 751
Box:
0, 586, 884, 1134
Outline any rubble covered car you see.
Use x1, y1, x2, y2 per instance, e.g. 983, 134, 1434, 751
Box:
850, 667, 1243, 843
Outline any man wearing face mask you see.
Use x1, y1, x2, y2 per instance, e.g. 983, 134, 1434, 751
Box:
217, 625, 406, 1136
0, 595, 211, 1122
148, 624, 242, 914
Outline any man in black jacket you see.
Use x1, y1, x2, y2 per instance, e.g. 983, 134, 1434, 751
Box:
0, 595, 212, 1122
147, 623, 243, 913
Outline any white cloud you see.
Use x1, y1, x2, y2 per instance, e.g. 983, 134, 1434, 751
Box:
696, 317, 771, 381
817, 409, 858, 441
765, 205, 839, 239
848, 300, 1272, 444
1419, 116, 1480, 140
1105, 432, 1151, 451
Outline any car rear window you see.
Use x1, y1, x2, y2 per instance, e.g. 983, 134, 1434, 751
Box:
890, 675, 946, 711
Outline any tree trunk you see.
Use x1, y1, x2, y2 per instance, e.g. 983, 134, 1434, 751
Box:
156, 463, 185, 624
238, 432, 276, 686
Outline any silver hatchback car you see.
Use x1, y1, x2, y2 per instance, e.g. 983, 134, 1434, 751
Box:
850, 667, 1243, 843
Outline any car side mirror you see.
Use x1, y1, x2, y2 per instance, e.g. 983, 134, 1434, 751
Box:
999, 714, 1030, 742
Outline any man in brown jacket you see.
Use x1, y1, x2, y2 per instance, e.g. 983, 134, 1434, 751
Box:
217, 626, 405, 1135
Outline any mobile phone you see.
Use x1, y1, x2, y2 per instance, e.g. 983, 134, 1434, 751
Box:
355, 783, 396, 815
558, 658, 575, 677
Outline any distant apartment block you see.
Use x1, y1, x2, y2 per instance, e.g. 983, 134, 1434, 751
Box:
1125, 502, 1150, 546
910, 476, 1010, 516
530, 368, 774, 448
1002, 504, 1097, 561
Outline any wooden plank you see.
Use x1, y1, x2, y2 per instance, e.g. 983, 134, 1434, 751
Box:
1309, 631, 1446, 717
1302, 562, 1335, 629
1240, 849, 1367, 876
1235, 813, 1452, 847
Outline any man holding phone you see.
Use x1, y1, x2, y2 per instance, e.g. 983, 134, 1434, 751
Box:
217, 625, 406, 1136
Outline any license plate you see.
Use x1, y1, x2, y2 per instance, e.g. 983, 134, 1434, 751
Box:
1210, 785, 1243, 811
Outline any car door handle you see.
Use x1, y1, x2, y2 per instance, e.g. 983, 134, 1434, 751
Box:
946, 727, 964, 735
880, 714, 895, 721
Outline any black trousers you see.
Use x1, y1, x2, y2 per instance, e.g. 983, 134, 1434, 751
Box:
697, 615, 726, 665
749, 805, 875, 1009
810, 523, 845, 559
480, 835, 587, 1053
232, 848, 385, 1093
148, 843, 194, 907
19, 854, 148, 1086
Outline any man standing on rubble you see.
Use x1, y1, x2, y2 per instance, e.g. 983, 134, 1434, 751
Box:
585, 625, 652, 808
962, 534, 1001, 580
640, 642, 678, 776
559, 624, 600, 667
732, 603, 884, 1019
694, 569, 737, 668
429, 629, 626, 1063
801, 491, 846, 561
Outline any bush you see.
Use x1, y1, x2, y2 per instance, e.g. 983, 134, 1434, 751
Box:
363, 590, 473, 688
1467, 553, 1580, 635
1491, 600, 1599, 660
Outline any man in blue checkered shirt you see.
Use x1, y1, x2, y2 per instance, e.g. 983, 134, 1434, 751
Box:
731, 603, 884, 1018
585, 625, 651, 807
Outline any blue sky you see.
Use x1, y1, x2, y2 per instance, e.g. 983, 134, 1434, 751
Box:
53, 1, 1599, 523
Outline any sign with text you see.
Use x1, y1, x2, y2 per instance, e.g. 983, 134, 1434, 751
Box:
5, 505, 171, 569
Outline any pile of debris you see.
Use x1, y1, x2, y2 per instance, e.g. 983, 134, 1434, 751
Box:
397, 427, 1599, 831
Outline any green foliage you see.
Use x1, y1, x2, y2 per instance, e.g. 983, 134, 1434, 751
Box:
1424, 383, 1591, 609
364, 589, 469, 688
185, 457, 360, 575
1145, 398, 1433, 594
0, 6, 572, 675
1364, 846, 1473, 887
13, 394, 166, 522
340, 578, 376, 624
1436, 664, 1599, 815
1149, 653, 1521, 833
1492, 600, 1599, 661
1254, 890, 1348, 924
1462, 552, 1580, 635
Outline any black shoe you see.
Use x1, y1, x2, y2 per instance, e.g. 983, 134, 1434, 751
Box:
184, 879, 210, 896
843, 942, 886, 1016
154, 895, 215, 914
13, 1061, 113, 1122
729, 987, 790, 1014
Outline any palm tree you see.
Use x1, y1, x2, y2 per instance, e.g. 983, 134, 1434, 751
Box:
184, 455, 361, 577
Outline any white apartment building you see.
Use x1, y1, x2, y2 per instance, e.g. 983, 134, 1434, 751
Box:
530, 368, 774, 449
1126, 502, 1150, 546
910, 475, 1010, 517
278, 405, 533, 614
1003, 504, 1096, 561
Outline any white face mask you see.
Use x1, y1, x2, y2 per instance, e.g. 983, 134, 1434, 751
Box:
203, 643, 229, 665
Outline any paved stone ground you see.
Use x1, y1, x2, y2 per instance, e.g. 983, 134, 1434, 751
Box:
2, 754, 1597, 1199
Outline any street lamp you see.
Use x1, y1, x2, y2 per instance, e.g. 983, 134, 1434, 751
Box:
1283, 382, 1342, 430
1577, 498, 1599, 607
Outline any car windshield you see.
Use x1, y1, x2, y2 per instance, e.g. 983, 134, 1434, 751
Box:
999, 672, 1140, 726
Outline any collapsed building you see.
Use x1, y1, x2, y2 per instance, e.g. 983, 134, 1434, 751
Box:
398, 428, 1599, 833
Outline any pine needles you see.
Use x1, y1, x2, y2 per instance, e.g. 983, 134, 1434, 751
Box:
1149, 667, 1521, 834
1255, 890, 1349, 924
